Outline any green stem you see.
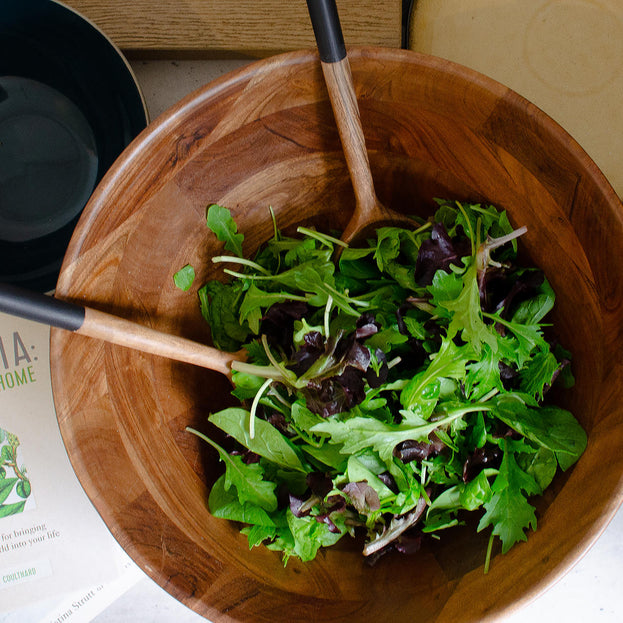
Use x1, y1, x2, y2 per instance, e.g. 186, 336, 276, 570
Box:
231, 361, 284, 381
212, 255, 272, 275
323, 295, 333, 338
484, 531, 495, 574
249, 378, 274, 439
456, 200, 476, 257
296, 226, 347, 248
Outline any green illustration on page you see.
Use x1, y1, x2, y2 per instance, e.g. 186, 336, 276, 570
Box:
0, 427, 32, 518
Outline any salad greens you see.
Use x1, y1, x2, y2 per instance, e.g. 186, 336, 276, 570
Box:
179, 200, 586, 569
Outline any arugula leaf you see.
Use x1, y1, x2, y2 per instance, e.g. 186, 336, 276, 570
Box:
206, 204, 244, 257
478, 445, 538, 553
311, 406, 472, 462
399, 337, 468, 414
518, 350, 560, 400
187, 428, 278, 511
238, 283, 304, 334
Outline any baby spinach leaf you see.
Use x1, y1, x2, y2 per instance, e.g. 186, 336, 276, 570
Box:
511, 278, 555, 325
492, 395, 586, 462
199, 280, 250, 351
301, 443, 348, 471
230, 369, 267, 401
517, 447, 557, 493
459, 470, 493, 511
173, 264, 195, 291
209, 408, 307, 472
208, 474, 275, 526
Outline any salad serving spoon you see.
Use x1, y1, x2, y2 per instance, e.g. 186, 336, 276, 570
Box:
306, 0, 415, 243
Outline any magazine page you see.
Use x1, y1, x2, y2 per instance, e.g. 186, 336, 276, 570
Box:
0, 311, 138, 613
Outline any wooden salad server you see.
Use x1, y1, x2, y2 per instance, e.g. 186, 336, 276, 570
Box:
0, 283, 246, 377
306, 0, 415, 243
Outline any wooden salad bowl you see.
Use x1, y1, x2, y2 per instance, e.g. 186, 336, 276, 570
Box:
50, 48, 623, 622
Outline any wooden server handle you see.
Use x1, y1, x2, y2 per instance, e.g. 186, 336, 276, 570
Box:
0, 283, 244, 377
306, 0, 410, 243
307, 0, 377, 214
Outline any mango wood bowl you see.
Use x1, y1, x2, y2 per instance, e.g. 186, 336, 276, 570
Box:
50, 48, 623, 622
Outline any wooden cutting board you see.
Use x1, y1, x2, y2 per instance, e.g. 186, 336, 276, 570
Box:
62, 0, 402, 56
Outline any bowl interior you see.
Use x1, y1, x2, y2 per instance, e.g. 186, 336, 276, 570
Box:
50, 48, 623, 622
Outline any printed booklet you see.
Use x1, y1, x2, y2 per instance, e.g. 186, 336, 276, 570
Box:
0, 311, 142, 619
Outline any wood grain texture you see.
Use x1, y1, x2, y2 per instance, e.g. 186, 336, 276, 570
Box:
321, 56, 415, 242
50, 48, 623, 622
62, 0, 402, 55
78, 307, 245, 377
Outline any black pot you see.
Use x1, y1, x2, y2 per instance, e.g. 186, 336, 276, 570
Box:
0, 0, 148, 291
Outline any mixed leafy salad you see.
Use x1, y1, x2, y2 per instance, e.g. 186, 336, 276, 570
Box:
177, 200, 586, 569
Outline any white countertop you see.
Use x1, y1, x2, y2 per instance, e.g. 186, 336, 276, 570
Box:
84, 56, 623, 623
